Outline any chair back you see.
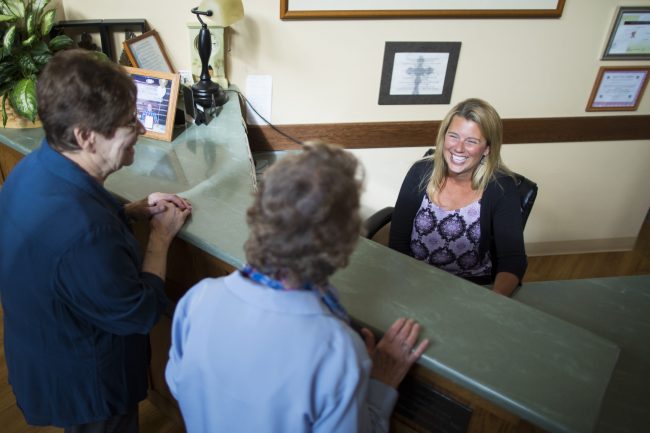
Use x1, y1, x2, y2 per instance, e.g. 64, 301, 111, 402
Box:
513, 173, 537, 228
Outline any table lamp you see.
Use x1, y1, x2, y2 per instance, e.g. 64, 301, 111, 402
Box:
190, 0, 244, 110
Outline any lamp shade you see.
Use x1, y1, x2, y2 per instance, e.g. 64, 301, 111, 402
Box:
198, 0, 244, 27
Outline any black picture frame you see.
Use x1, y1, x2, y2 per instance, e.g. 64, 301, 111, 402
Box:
378, 42, 461, 105
51, 19, 147, 62
602, 7, 650, 60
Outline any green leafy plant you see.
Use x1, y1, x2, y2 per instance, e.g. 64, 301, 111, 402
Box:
0, 0, 72, 126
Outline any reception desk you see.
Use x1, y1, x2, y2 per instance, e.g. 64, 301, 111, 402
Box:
0, 94, 624, 433
515, 276, 650, 433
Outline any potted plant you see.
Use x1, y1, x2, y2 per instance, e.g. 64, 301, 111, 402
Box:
0, 0, 72, 127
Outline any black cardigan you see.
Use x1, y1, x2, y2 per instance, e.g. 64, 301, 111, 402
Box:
388, 159, 527, 284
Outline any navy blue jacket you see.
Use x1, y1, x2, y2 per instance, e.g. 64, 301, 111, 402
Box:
389, 158, 527, 284
0, 141, 168, 427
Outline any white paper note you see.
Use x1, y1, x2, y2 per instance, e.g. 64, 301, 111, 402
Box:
245, 75, 272, 125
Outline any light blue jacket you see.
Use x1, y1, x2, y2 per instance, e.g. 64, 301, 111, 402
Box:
166, 271, 398, 433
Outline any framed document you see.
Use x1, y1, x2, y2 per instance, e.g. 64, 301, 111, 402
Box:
586, 66, 650, 112
378, 42, 461, 105
602, 7, 650, 60
281, 0, 565, 19
124, 67, 180, 141
123, 30, 174, 73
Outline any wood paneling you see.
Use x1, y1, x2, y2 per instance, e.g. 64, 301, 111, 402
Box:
524, 221, 650, 282
247, 115, 650, 151
0, 143, 24, 184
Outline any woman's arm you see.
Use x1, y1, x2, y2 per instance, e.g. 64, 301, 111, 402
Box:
488, 177, 528, 295
142, 201, 192, 280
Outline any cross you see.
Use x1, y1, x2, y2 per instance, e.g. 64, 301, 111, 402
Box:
407, 56, 434, 95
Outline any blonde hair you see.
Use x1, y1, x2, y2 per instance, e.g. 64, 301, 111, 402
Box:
426, 98, 512, 198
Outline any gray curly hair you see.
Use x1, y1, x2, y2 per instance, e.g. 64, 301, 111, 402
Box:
244, 141, 363, 286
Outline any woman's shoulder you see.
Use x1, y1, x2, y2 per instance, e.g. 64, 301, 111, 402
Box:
485, 170, 520, 204
404, 156, 432, 183
490, 170, 518, 189
412, 156, 433, 172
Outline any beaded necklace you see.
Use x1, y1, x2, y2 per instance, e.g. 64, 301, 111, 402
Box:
240, 265, 350, 323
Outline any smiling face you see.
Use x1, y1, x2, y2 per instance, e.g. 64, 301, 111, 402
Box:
442, 115, 490, 180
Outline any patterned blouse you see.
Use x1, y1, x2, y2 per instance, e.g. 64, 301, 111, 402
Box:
410, 194, 492, 279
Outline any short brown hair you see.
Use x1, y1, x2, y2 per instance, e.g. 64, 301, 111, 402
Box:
37, 49, 137, 152
245, 142, 363, 286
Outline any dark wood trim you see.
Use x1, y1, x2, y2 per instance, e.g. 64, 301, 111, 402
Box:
247, 115, 650, 151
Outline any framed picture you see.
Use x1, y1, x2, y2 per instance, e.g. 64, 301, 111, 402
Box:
124, 67, 180, 141
378, 42, 461, 105
602, 7, 650, 60
123, 30, 174, 73
586, 66, 650, 112
280, 0, 565, 19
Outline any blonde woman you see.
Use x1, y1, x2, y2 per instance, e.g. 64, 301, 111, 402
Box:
390, 98, 526, 296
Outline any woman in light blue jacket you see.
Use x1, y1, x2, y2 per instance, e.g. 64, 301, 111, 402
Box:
166, 142, 429, 433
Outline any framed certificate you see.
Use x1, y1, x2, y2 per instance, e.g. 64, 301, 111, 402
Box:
123, 67, 180, 141
586, 66, 650, 112
602, 7, 650, 60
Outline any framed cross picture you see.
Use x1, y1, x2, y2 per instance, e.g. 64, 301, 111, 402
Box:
378, 42, 461, 105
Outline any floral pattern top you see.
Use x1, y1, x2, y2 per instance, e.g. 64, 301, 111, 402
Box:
410, 194, 492, 279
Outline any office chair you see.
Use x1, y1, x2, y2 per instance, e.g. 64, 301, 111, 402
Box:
364, 150, 538, 241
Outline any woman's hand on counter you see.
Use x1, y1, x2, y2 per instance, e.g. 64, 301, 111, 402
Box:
361, 318, 429, 389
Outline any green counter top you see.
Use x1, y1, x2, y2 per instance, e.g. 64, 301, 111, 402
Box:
0, 94, 620, 433
515, 275, 650, 433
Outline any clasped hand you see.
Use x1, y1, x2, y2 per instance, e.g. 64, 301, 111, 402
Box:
125, 192, 192, 243
124, 192, 192, 221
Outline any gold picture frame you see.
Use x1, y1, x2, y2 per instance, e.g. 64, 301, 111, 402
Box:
123, 30, 174, 73
123, 67, 180, 141
586, 66, 650, 112
280, 0, 565, 19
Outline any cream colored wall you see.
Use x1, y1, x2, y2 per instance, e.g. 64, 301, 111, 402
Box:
60, 0, 650, 254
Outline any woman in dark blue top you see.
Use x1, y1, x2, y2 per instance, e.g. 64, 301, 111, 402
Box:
0, 50, 191, 432
390, 99, 527, 296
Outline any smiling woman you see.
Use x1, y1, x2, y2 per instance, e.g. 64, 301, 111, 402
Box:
389, 98, 526, 297
0, 49, 191, 433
